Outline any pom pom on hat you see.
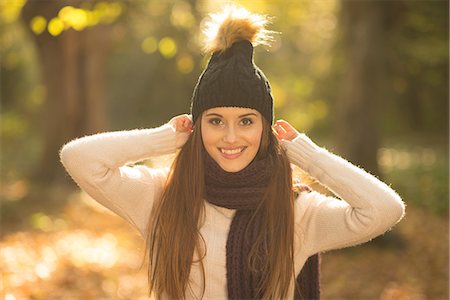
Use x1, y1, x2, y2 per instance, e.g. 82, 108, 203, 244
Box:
202, 5, 275, 54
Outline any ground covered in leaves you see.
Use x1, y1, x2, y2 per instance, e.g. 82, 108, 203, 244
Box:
1, 188, 448, 300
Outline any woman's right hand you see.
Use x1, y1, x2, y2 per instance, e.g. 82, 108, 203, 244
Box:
273, 119, 300, 141
169, 114, 193, 148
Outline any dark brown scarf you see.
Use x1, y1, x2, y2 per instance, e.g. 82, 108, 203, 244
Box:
204, 152, 320, 299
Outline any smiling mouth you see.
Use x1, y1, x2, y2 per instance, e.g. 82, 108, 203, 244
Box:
220, 147, 245, 154
218, 147, 247, 156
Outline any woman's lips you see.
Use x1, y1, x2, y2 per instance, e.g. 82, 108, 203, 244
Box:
218, 147, 247, 159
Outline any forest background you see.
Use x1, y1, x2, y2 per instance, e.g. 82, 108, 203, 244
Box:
1, 0, 448, 299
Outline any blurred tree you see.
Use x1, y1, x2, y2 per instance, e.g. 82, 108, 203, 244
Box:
106, 0, 202, 130
333, 0, 448, 177
1, 0, 446, 190
384, 0, 449, 136
334, 0, 394, 177
21, 0, 124, 183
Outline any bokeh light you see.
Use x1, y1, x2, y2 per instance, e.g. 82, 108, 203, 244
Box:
177, 53, 194, 74
141, 36, 158, 54
159, 37, 177, 59
170, 1, 195, 29
0, 196, 149, 299
30, 16, 47, 35
48, 17, 65, 37
58, 6, 88, 31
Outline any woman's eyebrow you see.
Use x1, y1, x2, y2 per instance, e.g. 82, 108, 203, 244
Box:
238, 113, 257, 118
205, 113, 223, 117
205, 112, 258, 118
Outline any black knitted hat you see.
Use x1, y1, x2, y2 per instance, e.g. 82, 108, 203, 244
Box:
190, 7, 275, 124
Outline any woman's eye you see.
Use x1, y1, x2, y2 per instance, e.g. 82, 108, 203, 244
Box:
240, 118, 253, 126
209, 118, 223, 125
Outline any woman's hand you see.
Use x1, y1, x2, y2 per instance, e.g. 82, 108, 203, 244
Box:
273, 119, 300, 141
169, 114, 193, 148
170, 114, 193, 133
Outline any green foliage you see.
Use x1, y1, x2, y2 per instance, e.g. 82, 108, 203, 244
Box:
380, 140, 449, 216
380, 0, 449, 136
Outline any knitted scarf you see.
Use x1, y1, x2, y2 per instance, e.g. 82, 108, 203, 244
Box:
204, 152, 320, 299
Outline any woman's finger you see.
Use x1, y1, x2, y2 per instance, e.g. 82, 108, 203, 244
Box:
274, 123, 287, 135
275, 119, 295, 132
169, 114, 193, 133
272, 123, 286, 141
182, 117, 193, 132
274, 119, 299, 141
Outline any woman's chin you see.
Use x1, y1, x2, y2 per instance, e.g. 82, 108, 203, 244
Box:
217, 160, 251, 173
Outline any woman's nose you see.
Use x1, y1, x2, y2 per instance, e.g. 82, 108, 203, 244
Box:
223, 126, 237, 143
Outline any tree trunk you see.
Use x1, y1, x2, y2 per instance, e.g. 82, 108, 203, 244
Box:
335, 0, 388, 177
336, 1, 408, 247
22, 1, 112, 184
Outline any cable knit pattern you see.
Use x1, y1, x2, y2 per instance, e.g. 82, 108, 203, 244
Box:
59, 124, 405, 299
204, 152, 269, 299
204, 151, 270, 209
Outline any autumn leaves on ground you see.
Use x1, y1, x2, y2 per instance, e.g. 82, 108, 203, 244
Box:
1, 183, 448, 299
1, 190, 150, 300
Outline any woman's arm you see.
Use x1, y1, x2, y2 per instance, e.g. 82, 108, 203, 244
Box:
59, 115, 192, 236
275, 121, 405, 255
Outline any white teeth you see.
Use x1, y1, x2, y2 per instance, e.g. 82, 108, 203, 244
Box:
220, 147, 244, 155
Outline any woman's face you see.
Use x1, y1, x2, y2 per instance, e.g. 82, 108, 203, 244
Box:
201, 107, 263, 172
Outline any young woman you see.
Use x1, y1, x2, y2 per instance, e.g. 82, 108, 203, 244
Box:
60, 6, 405, 300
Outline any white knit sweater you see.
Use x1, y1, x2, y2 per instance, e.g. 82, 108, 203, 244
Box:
59, 123, 405, 299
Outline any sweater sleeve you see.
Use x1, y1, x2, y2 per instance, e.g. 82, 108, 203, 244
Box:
282, 134, 405, 256
59, 123, 189, 237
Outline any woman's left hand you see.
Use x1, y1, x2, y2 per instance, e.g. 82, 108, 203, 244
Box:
273, 120, 300, 141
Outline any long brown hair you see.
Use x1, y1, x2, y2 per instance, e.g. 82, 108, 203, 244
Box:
251, 119, 296, 299
146, 117, 296, 299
